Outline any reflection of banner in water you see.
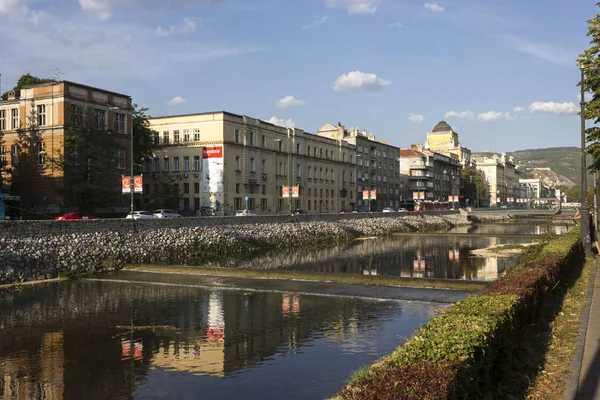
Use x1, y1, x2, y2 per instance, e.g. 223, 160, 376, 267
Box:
448, 249, 460, 261
413, 259, 425, 271
282, 293, 301, 316
202, 147, 224, 194
207, 291, 225, 345
121, 339, 143, 361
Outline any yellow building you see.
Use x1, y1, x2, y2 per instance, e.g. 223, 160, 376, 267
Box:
145, 112, 357, 215
0, 81, 132, 211
424, 121, 472, 166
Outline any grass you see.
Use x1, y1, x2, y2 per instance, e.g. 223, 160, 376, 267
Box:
124, 264, 490, 291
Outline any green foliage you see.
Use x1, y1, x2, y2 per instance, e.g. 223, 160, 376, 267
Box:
461, 166, 487, 207
131, 104, 156, 172
12, 103, 46, 197
148, 175, 181, 211
48, 107, 124, 212
1, 73, 56, 100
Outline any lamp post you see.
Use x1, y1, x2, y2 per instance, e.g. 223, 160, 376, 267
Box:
111, 105, 134, 216
580, 65, 592, 255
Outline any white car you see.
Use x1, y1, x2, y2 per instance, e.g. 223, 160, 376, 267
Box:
153, 209, 182, 218
382, 207, 395, 213
235, 209, 256, 217
398, 208, 409, 212
126, 211, 156, 220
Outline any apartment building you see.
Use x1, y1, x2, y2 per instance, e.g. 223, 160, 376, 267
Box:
0, 81, 132, 211
145, 112, 357, 215
317, 122, 401, 211
474, 153, 521, 206
400, 145, 462, 203
424, 121, 473, 167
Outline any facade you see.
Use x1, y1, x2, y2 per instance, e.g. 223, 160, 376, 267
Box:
474, 153, 521, 206
318, 122, 401, 211
519, 178, 541, 199
424, 121, 472, 166
400, 145, 461, 204
0, 81, 132, 211
145, 112, 357, 215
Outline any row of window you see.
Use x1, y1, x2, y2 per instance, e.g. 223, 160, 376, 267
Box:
154, 128, 202, 145
0, 109, 20, 131
0, 144, 45, 167
143, 156, 202, 173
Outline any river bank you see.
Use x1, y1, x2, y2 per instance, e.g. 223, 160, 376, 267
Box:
0, 213, 468, 286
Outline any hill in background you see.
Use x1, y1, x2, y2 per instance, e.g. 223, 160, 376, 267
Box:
472, 147, 590, 187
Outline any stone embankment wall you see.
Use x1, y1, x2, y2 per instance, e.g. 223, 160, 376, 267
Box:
0, 213, 467, 286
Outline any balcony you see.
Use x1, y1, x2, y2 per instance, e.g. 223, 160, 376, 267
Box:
410, 161, 433, 169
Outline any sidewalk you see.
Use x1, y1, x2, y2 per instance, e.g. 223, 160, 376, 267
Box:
563, 258, 600, 400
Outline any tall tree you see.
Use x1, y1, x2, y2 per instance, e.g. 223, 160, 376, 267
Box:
580, 4, 600, 172
461, 166, 488, 207
148, 175, 181, 211
132, 104, 156, 173
49, 107, 124, 212
1, 73, 56, 100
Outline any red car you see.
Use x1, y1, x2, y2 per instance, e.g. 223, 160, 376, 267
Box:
55, 212, 99, 221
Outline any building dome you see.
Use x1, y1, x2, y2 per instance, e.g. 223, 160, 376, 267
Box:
432, 121, 453, 132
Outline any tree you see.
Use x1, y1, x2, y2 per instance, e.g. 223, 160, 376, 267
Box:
558, 184, 581, 203
148, 175, 181, 211
132, 105, 156, 173
1, 73, 56, 100
461, 166, 487, 207
0, 129, 5, 189
49, 107, 125, 212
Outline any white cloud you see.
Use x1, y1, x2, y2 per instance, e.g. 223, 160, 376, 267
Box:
408, 113, 425, 123
267, 116, 296, 128
503, 112, 516, 121
156, 17, 202, 36
528, 101, 578, 115
390, 22, 403, 28
497, 35, 573, 66
513, 106, 525, 112
334, 71, 391, 91
0, 0, 51, 25
167, 96, 187, 105
78, 0, 216, 20
424, 2, 445, 13
444, 110, 474, 120
477, 111, 503, 122
302, 16, 330, 30
276, 95, 306, 108
325, 0, 377, 14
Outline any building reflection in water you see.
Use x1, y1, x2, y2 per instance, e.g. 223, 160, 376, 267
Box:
0, 280, 438, 399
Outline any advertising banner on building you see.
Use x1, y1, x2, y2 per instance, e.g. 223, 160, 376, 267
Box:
282, 186, 290, 198
292, 186, 299, 198
122, 175, 144, 194
202, 147, 224, 194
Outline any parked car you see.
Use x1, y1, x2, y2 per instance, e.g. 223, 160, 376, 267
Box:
153, 209, 182, 218
397, 207, 409, 213
55, 212, 98, 221
235, 209, 256, 216
126, 211, 156, 220
382, 207, 395, 213
292, 209, 307, 215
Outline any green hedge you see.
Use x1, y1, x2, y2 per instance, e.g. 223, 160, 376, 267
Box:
336, 229, 582, 400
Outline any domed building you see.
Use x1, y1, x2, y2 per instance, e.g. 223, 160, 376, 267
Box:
424, 121, 472, 167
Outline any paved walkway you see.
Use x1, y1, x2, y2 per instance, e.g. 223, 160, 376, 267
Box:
564, 259, 600, 400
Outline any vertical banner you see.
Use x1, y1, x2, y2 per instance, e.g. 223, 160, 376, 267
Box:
363, 190, 370, 200
370, 190, 377, 199
292, 186, 299, 198
134, 175, 143, 193
202, 146, 224, 193
413, 191, 419, 200
282, 186, 290, 198
419, 191, 424, 200
122, 176, 131, 194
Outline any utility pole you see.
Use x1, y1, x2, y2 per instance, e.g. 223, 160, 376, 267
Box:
580, 64, 592, 255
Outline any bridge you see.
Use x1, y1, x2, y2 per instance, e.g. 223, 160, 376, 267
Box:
462, 198, 565, 218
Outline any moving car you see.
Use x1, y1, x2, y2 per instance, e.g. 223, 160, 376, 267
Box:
153, 209, 182, 218
382, 207, 395, 213
55, 212, 98, 221
235, 209, 256, 216
126, 211, 156, 220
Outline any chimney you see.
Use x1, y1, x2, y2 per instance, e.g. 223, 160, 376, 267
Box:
7, 90, 17, 100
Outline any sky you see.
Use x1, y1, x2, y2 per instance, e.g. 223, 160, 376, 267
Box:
0, 0, 596, 152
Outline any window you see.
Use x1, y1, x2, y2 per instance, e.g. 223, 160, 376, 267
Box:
183, 129, 190, 143
70, 105, 83, 127
153, 131, 159, 144
296, 143, 301, 154
342, 171, 346, 182
234, 129, 240, 143
163, 131, 169, 144
261, 135, 266, 147
184, 183, 189, 194
194, 182, 200, 194
308, 166, 312, 178
173, 130, 180, 143
193, 128, 200, 141
0, 146, 5, 165
114, 112, 125, 134
193, 156, 200, 170
235, 156, 241, 171
37, 142, 46, 167
296, 164, 301, 178
11, 145, 18, 166
277, 141, 283, 152
11, 108, 19, 129
183, 156, 190, 171
261, 159, 266, 173
37, 104, 46, 126
153, 158, 159, 172
236, 183, 240, 193
0, 110, 5, 130
143, 160, 151, 173
250, 131, 255, 146
250, 157, 256, 172
173, 157, 180, 171
94, 109, 106, 130
117, 148, 125, 169
163, 157, 170, 171
330, 169, 334, 181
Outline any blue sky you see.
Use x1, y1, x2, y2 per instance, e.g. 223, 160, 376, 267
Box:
0, 0, 596, 152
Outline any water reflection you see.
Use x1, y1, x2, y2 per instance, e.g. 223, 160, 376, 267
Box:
447, 222, 572, 235
0, 280, 443, 400
219, 235, 534, 281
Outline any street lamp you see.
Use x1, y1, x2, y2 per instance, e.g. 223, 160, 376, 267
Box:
110, 105, 134, 216
580, 64, 592, 255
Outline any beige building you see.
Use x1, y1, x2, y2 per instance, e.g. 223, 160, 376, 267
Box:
474, 153, 520, 206
318, 122, 401, 211
424, 121, 472, 166
145, 112, 357, 215
0, 81, 132, 211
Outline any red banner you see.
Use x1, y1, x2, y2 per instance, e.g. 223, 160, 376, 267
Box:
122, 175, 143, 194
202, 146, 223, 159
